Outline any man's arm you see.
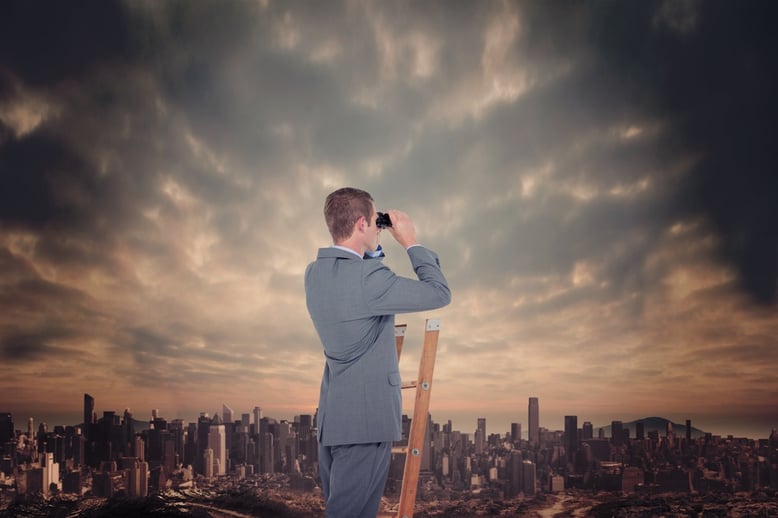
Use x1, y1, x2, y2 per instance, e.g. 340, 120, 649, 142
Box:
362, 245, 451, 315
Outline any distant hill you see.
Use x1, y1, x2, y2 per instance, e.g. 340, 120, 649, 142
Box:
597, 416, 706, 439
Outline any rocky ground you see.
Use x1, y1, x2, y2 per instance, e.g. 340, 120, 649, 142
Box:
2, 488, 777, 517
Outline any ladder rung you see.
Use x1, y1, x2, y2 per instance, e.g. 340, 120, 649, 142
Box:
391, 446, 407, 455
401, 381, 417, 389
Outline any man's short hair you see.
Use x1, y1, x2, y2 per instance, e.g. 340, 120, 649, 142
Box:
324, 187, 374, 242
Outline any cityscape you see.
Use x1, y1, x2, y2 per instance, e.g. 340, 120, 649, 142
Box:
2, 394, 777, 517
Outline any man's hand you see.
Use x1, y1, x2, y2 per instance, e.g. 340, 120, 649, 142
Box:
386, 210, 419, 249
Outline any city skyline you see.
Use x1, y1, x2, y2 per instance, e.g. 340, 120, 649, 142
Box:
2, 393, 768, 443
1, 2, 777, 441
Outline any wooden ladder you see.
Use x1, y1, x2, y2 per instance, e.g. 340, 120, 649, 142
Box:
378, 319, 441, 518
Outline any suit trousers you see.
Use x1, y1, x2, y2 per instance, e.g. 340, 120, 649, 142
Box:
319, 441, 392, 518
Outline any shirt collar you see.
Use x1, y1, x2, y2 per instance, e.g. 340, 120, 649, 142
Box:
331, 245, 363, 259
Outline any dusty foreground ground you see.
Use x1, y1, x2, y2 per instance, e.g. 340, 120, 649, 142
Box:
405, 490, 778, 517
2, 489, 777, 517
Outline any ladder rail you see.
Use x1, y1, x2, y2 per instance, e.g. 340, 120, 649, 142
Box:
394, 319, 440, 518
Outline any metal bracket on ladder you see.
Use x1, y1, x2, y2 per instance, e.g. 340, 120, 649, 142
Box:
380, 319, 441, 518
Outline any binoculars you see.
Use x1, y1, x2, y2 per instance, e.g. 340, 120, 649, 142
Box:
376, 212, 392, 229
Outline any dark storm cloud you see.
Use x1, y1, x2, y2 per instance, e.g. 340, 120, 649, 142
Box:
0, 132, 119, 237
0, 247, 100, 321
0, 1, 130, 89
396, 0, 778, 309
584, 0, 778, 303
1, 333, 55, 362
0, 328, 75, 362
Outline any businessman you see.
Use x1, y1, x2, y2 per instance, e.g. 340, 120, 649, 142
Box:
305, 187, 451, 517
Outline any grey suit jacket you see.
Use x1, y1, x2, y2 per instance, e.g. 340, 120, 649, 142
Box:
305, 245, 451, 446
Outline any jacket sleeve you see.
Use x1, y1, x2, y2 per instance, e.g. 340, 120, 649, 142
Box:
362, 245, 451, 315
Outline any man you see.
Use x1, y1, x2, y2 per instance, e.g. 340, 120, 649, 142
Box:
305, 187, 451, 517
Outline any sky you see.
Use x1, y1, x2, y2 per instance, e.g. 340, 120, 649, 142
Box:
1, 0, 776, 440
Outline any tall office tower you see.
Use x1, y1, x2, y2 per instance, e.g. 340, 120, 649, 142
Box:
276, 421, 292, 472
28, 417, 34, 439
564, 416, 578, 464
297, 415, 313, 459
72, 430, 86, 466
184, 422, 198, 468
169, 419, 185, 465
203, 448, 214, 479
666, 419, 673, 437
477, 418, 486, 437
511, 423, 521, 444
685, 419, 692, 442
261, 432, 274, 474
43, 452, 59, 493
528, 397, 539, 446
222, 404, 234, 425
475, 418, 486, 455
241, 413, 250, 431
0, 413, 12, 453
133, 435, 145, 461
196, 413, 211, 475
611, 420, 624, 446
508, 450, 523, 497
123, 409, 134, 457
474, 428, 484, 455
152, 409, 159, 419
636, 421, 645, 441
208, 424, 226, 476
582, 421, 593, 439
163, 436, 177, 472
522, 459, 536, 496
83, 394, 94, 441
121, 457, 148, 497
148, 418, 168, 467
252, 407, 262, 435
420, 414, 433, 471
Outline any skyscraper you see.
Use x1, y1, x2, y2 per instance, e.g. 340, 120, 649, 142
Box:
261, 432, 274, 474
222, 404, 234, 425
528, 397, 539, 446
83, 394, 94, 441
196, 413, 211, 475
582, 421, 593, 439
0, 413, 12, 455
475, 418, 486, 454
507, 450, 523, 497
522, 459, 536, 496
208, 424, 226, 476
510, 422, 521, 444
564, 416, 578, 464
252, 406, 262, 435
611, 420, 624, 446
